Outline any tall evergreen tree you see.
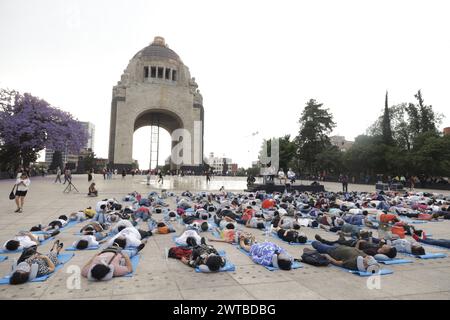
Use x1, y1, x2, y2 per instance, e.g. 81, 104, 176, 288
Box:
295, 99, 336, 174
382, 91, 394, 145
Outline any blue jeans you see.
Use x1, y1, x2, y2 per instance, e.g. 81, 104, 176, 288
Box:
419, 238, 450, 249
121, 248, 138, 258
311, 241, 336, 254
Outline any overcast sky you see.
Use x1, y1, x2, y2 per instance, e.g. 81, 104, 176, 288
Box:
1, 0, 449, 169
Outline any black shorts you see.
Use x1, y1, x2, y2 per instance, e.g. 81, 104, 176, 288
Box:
49, 221, 63, 229
15, 190, 27, 197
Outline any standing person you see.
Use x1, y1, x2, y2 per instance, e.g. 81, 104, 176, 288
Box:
340, 174, 349, 193
14, 173, 31, 213
287, 168, 296, 184
88, 169, 93, 183
122, 169, 126, 179
102, 168, 106, 180
278, 168, 287, 185
67, 169, 72, 183
54, 167, 62, 183
131, 170, 135, 178
63, 168, 68, 184
206, 171, 211, 183
16, 167, 24, 179
146, 170, 151, 185
157, 170, 164, 184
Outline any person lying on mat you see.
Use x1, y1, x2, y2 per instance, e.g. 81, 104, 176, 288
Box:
273, 215, 301, 230
412, 232, 450, 249
310, 241, 380, 273
81, 245, 139, 281
9, 240, 64, 285
214, 214, 238, 230
319, 220, 362, 238
30, 215, 69, 232
181, 215, 211, 232
148, 220, 176, 234
239, 237, 294, 270
2, 230, 60, 252
208, 228, 254, 245
369, 237, 426, 256
245, 216, 266, 230
175, 229, 205, 247
80, 221, 109, 234
179, 242, 226, 272
72, 232, 100, 250
314, 233, 397, 258
69, 210, 91, 223
101, 226, 151, 249
272, 226, 308, 244
110, 218, 135, 235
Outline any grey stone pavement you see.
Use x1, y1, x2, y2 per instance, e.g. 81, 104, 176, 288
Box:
0, 174, 449, 300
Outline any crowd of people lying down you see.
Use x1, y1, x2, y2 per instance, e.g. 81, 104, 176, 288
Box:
2, 188, 450, 284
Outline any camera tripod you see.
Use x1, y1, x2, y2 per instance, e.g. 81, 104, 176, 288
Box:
63, 178, 79, 193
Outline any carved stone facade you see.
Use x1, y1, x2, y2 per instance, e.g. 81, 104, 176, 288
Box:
108, 36, 204, 170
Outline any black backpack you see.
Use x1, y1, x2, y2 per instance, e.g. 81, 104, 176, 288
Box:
301, 250, 330, 267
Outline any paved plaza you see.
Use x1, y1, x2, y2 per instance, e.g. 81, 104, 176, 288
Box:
0, 174, 449, 300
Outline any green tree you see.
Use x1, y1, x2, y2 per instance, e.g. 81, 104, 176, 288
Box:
295, 99, 336, 173
315, 145, 344, 175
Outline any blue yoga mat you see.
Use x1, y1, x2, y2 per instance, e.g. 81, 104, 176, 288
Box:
0, 253, 74, 285
402, 252, 447, 259
332, 265, 393, 277
270, 232, 313, 245
66, 245, 100, 251
400, 219, 428, 224
123, 255, 140, 277
0, 256, 8, 263
0, 237, 55, 254
377, 259, 413, 265
32, 220, 80, 234
236, 246, 302, 271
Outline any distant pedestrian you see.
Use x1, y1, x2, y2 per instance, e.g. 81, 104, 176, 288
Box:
63, 168, 69, 184
14, 173, 30, 213
88, 169, 93, 182
146, 171, 151, 185
54, 167, 62, 183
122, 169, 126, 179
157, 170, 164, 184
340, 174, 349, 193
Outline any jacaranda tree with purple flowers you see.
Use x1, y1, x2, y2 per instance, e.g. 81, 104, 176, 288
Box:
0, 89, 87, 171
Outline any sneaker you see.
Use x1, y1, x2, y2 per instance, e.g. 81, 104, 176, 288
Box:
137, 243, 146, 252
14, 208, 20, 213
18, 209, 23, 213
314, 234, 323, 241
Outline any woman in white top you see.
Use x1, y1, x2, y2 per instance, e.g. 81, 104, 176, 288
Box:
14, 173, 31, 213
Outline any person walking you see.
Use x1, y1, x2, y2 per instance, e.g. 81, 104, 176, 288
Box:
14, 173, 31, 213
206, 171, 211, 183
157, 170, 164, 184
122, 169, 126, 179
54, 167, 62, 183
88, 169, 93, 182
